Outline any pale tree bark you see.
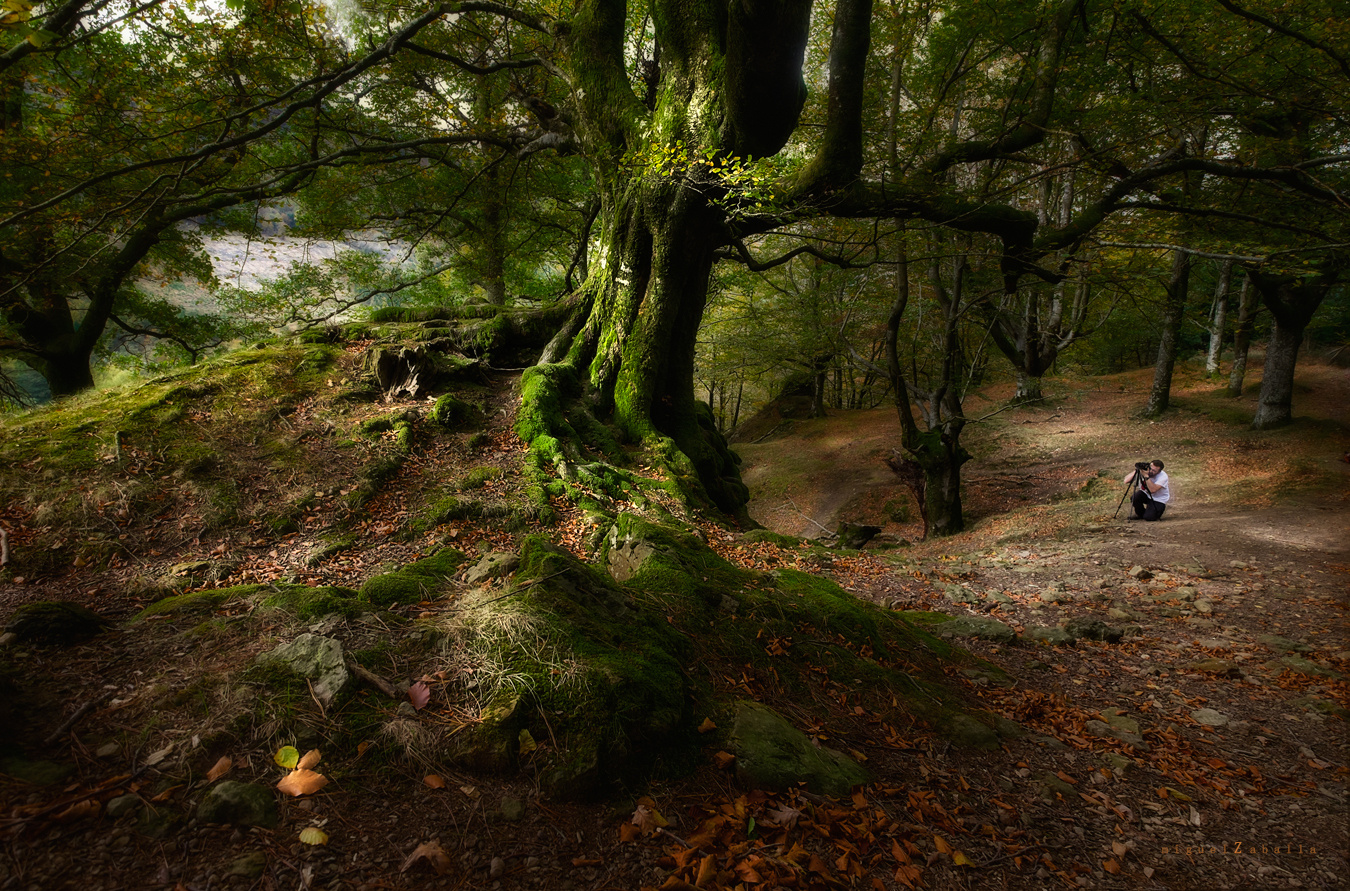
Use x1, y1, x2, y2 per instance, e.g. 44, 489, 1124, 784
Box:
1204, 258, 1232, 377
1227, 273, 1259, 397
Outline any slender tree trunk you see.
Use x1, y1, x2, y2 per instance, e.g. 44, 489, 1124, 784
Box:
1144, 249, 1191, 416
1205, 259, 1231, 377
1227, 274, 1258, 397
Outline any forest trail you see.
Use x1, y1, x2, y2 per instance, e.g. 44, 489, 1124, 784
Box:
1, 358, 1346, 890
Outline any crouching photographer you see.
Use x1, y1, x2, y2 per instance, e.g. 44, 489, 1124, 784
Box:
1121, 460, 1170, 521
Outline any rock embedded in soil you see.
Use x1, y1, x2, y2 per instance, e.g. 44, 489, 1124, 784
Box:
255, 633, 350, 706
1190, 708, 1229, 727
464, 550, 520, 585
936, 615, 1017, 644
197, 781, 279, 829
727, 701, 869, 797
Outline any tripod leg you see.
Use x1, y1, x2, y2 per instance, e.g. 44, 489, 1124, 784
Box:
1114, 470, 1141, 519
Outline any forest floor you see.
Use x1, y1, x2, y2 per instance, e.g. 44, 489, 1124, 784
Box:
0, 352, 1346, 891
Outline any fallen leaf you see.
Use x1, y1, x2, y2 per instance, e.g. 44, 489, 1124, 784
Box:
276, 769, 328, 797
401, 841, 453, 876
274, 746, 300, 769
297, 749, 321, 771
409, 681, 431, 710
519, 729, 538, 756
424, 774, 446, 789
713, 751, 735, 769
1103, 858, 1121, 874
145, 743, 175, 767
619, 823, 642, 843
697, 717, 717, 733
299, 827, 329, 845
152, 785, 182, 802
1112, 841, 1129, 859
631, 804, 669, 832
571, 857, 602, 867
952, 850, 973, 867
764, 803, 802, 828
52, 800, 100, 822
206, 756, 233, 783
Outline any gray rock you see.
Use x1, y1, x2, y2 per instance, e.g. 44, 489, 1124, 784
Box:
1099, 708, 1140, 735
255, 634, 350, 706
1084, 719, 1148, 750
228, 852, 268, 879
136, 805, 181, 839
1107, 606, 1142, 622
498, 795, 525, 822
1280, 656, 1342, 679
944, 714, 1002, 750
464, 551, 520, 586
106, 794, 142, 819
1064, 618, 1124, 644
1189, 659, 1242, 678
940, 583, 982, 605
197, 781, 278, 829
1190, 708, 1228, 727
1025, 626, 1074, 646
936, 616, 1017, 644
1193, 600, 1214, 614
1258, 634, 1313, 654
1037, 771, 1077, 801
1172, 586, 1198, 601
1037, 590, 1073, 604
727, 702, 868, 797
1128, 566, 1152, 580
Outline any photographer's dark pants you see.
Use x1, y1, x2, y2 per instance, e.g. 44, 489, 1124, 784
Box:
1132, 490, 1166, 521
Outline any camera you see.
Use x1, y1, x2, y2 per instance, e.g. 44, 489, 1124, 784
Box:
1134, 461, 1150, 471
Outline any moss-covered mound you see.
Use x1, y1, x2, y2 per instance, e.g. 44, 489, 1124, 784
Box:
359, 548, 466, 606
427, 513, 1007, 797
3, 601, 110, 644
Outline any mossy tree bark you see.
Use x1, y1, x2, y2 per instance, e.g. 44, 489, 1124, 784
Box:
520, 0, 815, 516
1144, 248, 1191, 417
1226, 274, 1259, 398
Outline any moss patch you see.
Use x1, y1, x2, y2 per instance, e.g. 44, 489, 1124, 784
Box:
359, 549, 466, 606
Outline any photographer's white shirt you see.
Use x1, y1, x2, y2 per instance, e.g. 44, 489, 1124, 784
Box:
1149, 470, 1170, 503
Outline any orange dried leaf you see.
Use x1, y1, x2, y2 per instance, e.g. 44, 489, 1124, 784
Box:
206, 756, 233, 783
401, 841, 453, 876
697, 717, 717, 733
276, 769, 328, 797
713, 751, 735, 769
933, 835, 952, 855
53, 800, 100, 822
571, 857, 603, 867
1112, 841, 1129, 859
619, 823, 641, 843
296, 749, 321, 771
423, 774, 446, 789
1103, 858, 1121, 875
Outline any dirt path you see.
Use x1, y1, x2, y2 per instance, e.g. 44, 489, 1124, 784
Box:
735, 362, 1350, 889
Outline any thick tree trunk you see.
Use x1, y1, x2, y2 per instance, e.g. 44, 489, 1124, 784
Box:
1144, 249, 1191, 416
1014, 369, 1043, 402
1227, 274, 1258, 397
1249, 269, 1336, 429
25, 347, 96, 397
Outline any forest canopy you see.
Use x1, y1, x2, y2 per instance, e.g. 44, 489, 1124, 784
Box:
1, 0, 1346, 533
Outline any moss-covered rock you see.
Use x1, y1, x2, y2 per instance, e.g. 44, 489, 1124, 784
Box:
429, 394, 481, 428
726, 701, 869, 797
3, 601, 109, 644
442, 536, 692, 796
135, 586, 264, 620
261, 585, 363, 620
196, 781, 279, 828
358, 548, 466, 606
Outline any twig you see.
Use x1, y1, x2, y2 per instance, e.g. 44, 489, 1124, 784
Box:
442, 570, 571, 612
752, 421, 792, 444
0, 527, 8, 566
655, 827, 692, 848
785, 497, 833, 537
305, 678, 326, 718
44, 689, 115, 746
344, 657, 399, 699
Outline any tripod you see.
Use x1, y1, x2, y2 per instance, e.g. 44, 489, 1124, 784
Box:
1114, 468, 1146, 519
